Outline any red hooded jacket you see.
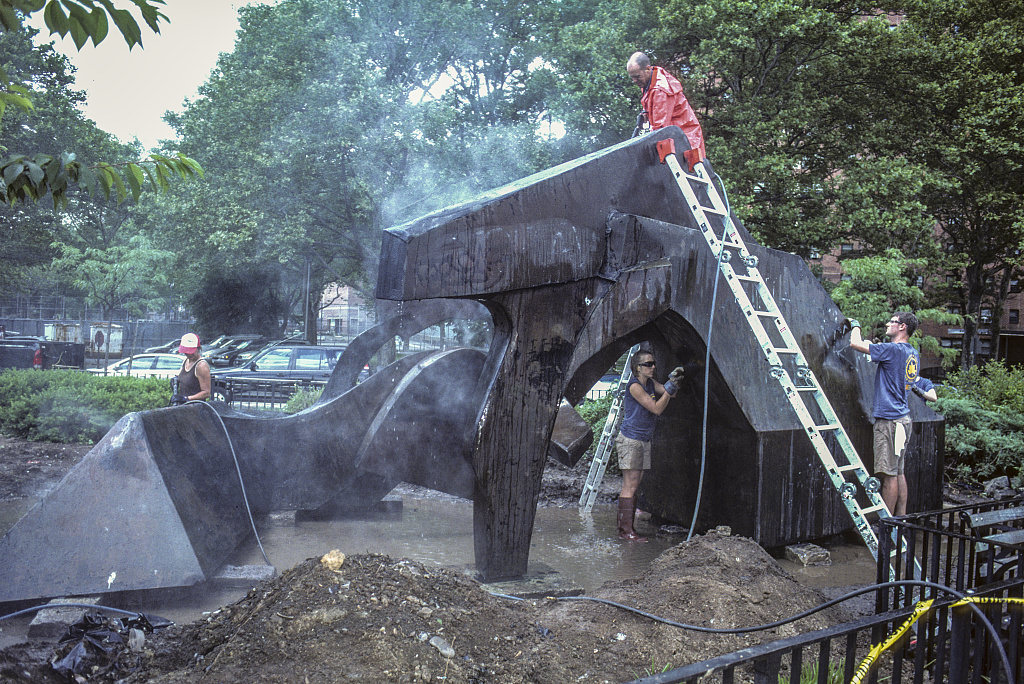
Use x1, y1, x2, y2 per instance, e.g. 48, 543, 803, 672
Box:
641, 66, 706, 161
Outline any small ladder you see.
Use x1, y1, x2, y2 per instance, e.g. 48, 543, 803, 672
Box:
655, 139, 919, 580
579, 345, 640, 514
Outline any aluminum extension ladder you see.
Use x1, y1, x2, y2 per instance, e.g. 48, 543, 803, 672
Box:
578, 345, 640, 513
655, 138, 920, 579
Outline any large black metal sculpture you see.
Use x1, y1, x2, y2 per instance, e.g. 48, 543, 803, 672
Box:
0, 127, 942, 601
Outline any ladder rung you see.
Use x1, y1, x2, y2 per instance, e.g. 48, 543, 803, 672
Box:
837, 464, 862, 473
771, 347, 800, 354
862, 504, 888, 515
796, 386, 818, 392
813, 423, 842, 431
734, 274, 761, 282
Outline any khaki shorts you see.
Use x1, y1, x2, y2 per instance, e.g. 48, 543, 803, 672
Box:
615, 434, 651, 471
874, 415, 912, 476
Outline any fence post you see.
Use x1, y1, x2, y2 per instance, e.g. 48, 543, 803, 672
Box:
947, 599, 971, 682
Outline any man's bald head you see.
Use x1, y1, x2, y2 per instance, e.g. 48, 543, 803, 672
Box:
626, 51, 653, 88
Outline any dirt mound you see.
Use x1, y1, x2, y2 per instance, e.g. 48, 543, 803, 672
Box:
550, 530, 849, 672
119, 553, 620, 684
1, 534, 853, 683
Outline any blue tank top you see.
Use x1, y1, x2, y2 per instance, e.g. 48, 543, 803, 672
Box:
619, 377, 657, 441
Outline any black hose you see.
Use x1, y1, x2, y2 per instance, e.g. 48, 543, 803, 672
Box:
491, 579, 1013, 684
0, 602, 171, 625
186, 400, 271, 566
687, 160, 731, 542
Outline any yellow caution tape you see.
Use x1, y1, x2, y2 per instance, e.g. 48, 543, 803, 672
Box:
850, 597, 1024, 684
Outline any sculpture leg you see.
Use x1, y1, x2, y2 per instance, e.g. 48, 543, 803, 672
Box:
472, 282, 593, 581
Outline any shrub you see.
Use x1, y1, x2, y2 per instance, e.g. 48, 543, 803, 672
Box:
938, 360, 1024, 488
576, 391, 620, 473
284, 387, 324, 414
0, 369, 171, 444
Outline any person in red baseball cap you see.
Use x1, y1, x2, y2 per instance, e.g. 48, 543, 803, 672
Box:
172, 332, 210, 404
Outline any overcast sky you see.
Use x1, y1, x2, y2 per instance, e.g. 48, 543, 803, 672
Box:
30, 1, 264, 150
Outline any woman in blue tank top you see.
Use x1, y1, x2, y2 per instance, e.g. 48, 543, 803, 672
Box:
614, 349, 676, 540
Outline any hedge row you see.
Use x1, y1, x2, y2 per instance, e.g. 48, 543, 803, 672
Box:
0, 369, 171, 444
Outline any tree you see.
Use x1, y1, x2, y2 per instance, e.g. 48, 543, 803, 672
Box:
828, 249, 960, 366
0, 1, 202, 206
51, 234, 172, 320
884, 0, 1024, 369
151, 0, 566, 339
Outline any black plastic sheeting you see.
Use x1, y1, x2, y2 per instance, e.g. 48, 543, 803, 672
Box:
50, 612, 170, 680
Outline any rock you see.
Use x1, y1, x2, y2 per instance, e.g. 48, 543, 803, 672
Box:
984, 476, 1016, 499
213, 564, 277, 587
128, 628, 146, 652
784, 542, 831, 567
320, 549, 346, 572
429, 635, 455, 658
28, 597, 100, 638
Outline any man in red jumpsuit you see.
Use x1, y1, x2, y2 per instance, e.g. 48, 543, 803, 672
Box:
627, 51, 706, 162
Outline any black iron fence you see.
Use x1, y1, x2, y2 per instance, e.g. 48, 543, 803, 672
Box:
627, 498, 1024, 684
878, 497, 1024, 609
213, 377, 326, 411
628, 577, 1022, 683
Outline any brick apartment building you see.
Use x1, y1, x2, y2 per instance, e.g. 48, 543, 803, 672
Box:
815, 245, 1024, 378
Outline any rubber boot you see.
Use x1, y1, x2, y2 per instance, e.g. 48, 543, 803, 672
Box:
617, 497, 647, 541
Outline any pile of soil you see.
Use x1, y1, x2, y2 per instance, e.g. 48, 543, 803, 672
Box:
1, 535, 848, 683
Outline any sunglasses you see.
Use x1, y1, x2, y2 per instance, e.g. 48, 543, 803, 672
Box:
639, 361, 656, 367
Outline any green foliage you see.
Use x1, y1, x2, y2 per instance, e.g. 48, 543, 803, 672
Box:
0, 0, 168, 50
0, 151, 203, 207
781, 659, 845, 684
284, 387, 323, 414
945, 360, 1024, 415
829, 249, 960, 365
939, 360, 1024, 487
0, 3, 201, 209
887, 0, 1024, 367
189, 267, 289, 337
576, 391, 620, 473
51, 234, 174, 318
0, 369, 170, 443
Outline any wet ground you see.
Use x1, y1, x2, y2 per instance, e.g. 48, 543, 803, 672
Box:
0, 480, 878, 654
0, 435, 886, 681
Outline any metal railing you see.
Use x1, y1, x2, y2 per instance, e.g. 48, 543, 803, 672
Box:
878, 497, 1024, 610
626, 498, 1024, 684
214, 377, 326, 411
628, 577, 1022, 683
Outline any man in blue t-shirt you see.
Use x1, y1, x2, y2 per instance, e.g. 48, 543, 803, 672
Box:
849, 311, 921, 516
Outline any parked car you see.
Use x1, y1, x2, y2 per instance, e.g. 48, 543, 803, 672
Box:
144, 338, 181, 354
210, 344, 346, 403
205, 335, 269, 367
88, 353, 184, 379
228, 336, 310, 367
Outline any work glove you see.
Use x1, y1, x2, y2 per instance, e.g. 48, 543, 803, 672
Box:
663, 366, 686, 396
169, 393, 188, 406
845, 318, 861, 330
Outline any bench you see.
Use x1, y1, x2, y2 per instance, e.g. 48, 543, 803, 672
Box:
960, 505, 1024, 583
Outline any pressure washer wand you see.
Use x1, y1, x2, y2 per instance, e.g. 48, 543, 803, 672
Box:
632, 111, 647, 138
